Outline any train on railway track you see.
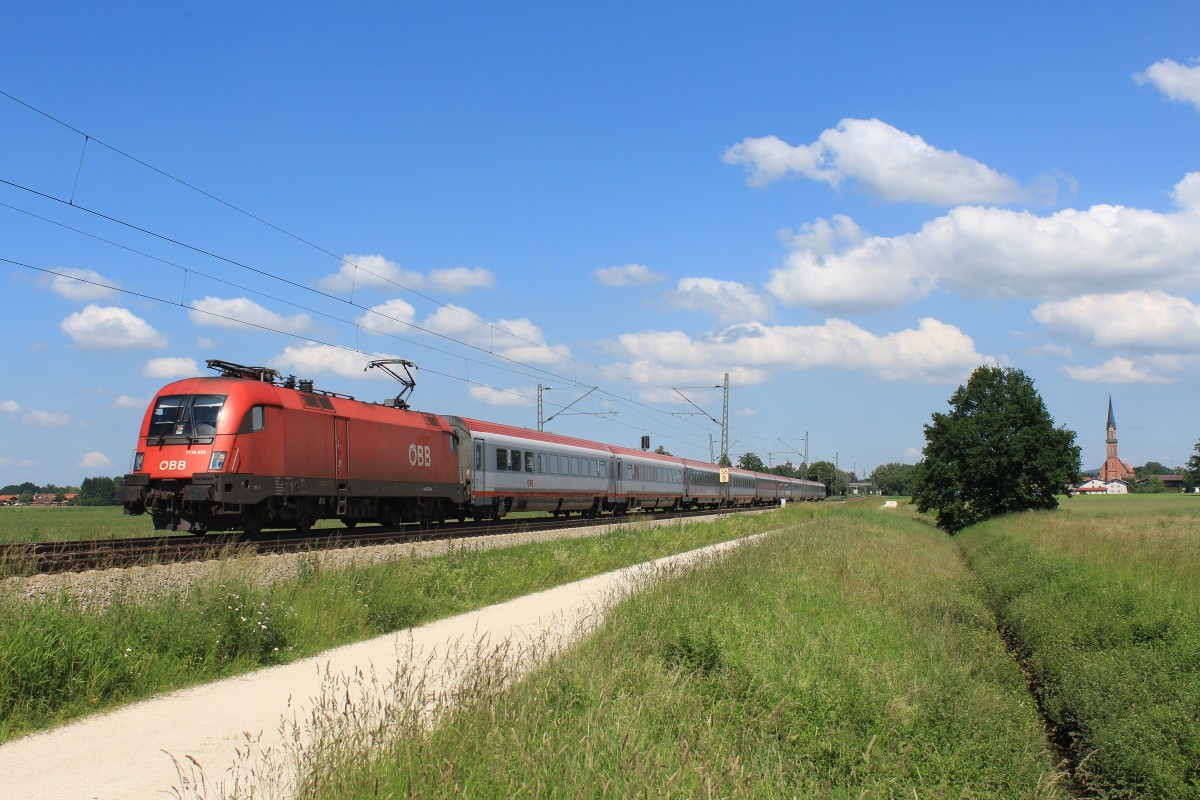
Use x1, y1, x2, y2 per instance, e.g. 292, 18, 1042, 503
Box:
120, 359, 825, 533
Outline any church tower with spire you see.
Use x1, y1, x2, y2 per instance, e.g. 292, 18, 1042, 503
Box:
1099, 395, 1135, 483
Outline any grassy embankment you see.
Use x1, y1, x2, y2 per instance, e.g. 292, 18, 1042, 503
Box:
0, 512, 764, 743
958, 493, 1200, 800
0, 505, 158, 544
293, 503, 1064, 799
0, 504, 384, 545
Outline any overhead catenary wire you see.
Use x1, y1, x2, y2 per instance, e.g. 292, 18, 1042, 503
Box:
0, 178, 722, 443
0, 88, 669, 393
2, 257, 718, 454
0, 89, 756, 454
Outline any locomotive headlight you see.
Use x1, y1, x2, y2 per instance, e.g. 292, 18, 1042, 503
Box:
209, 451, 227, 471
131, 451, 144, 472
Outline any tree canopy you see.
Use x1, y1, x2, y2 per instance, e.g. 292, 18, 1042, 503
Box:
805, 460, 854, 497
76, 476, 125, 506
1186, 441, 1200, 489
869, 462, 918, 496
736, 452, 766, 472
911, 366, 1080, 534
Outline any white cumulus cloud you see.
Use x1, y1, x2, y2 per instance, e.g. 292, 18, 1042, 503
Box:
113, 395, 147, 409
356, 298, 418, 335
611, 317, 992, 387
45, 267, 121, 301
1136, 57, 1200, 111
1061, 356, 1176, 385
189, 296, 313, 335
468, 385, 534, 407
143, 357, 199, 379
724, 118, 1027, 205
594, 264, 667, 287
22, 408, 72, 426
420, 305, 571, 366
0, 456, 37, 467
427, 267, 496, 293
767, 172, 1200, 312
0, 400, 20, 414
667, 277, 772, 323
60, 305, 164, 350
317, 254, 496, 296
271, 344, 398, 381
1033, 291, 1200, 352
78, 451, 112, 469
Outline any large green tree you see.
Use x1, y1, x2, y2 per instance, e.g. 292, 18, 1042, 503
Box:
737, 452, 766, 472
869, 462, 918, 496
77, 476, 124, 506
806, 460, 852, 497
1185, 441, 1200, 489
911, 366, 1080, 534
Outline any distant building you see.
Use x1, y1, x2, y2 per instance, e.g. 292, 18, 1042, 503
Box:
1074, 478, 1109, 494
1146, 475, 1185, 492
1074, 477, 1130, 495
1098, 396, 1135, 483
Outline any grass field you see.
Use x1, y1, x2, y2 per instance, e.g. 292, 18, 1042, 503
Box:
0, 505, 162, 543
0, 504, 581, 544
957, 495, 1200, 800
0, 510, 771, 743
294, 502, 1066, 799
6, 497, 1197, 798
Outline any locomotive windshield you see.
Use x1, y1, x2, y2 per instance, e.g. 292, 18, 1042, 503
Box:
148, 394, 227, 438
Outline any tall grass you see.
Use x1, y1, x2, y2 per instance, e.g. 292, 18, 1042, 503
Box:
958, 506, 1200, 799
0, 505, 160, 543
0, 513, 766, 743
294, 505, 1063, 799
0, 504, 366, 544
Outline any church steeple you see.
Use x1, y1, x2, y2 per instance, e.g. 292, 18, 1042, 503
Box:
1100, 394, 1133, 483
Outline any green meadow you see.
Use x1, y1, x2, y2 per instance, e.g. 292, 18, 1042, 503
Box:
4, 497, 1197, 799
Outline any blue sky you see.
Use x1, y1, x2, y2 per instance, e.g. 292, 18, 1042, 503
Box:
3, 2, 1199, 487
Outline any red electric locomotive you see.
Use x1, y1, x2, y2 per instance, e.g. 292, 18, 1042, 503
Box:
121, 360, 471, 533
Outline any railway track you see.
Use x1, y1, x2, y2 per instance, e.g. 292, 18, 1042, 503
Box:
1, 507, 757, 575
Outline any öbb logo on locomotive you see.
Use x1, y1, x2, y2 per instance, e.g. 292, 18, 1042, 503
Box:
119, 358, 825, 534
408, 444, 432, 468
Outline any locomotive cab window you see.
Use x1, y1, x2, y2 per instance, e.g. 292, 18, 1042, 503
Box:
148, 394, 227, 439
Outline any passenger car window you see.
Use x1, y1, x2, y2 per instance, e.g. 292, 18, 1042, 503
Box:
512, 450, 523, 472
525, 452, 534, 472
496, 448, 508, 470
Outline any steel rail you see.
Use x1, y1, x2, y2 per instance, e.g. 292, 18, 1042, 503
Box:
1, 507, 763, 576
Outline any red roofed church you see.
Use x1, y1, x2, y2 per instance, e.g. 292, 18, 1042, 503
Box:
1098, 396, 1135, 483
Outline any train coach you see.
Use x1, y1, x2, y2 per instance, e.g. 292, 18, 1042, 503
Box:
122, 359, 824, 533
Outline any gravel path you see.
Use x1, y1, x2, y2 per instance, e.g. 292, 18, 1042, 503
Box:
0, 527, 762, 800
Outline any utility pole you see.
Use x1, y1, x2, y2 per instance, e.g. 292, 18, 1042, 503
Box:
538, 385, 609, 431
720, 372, 729, 465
